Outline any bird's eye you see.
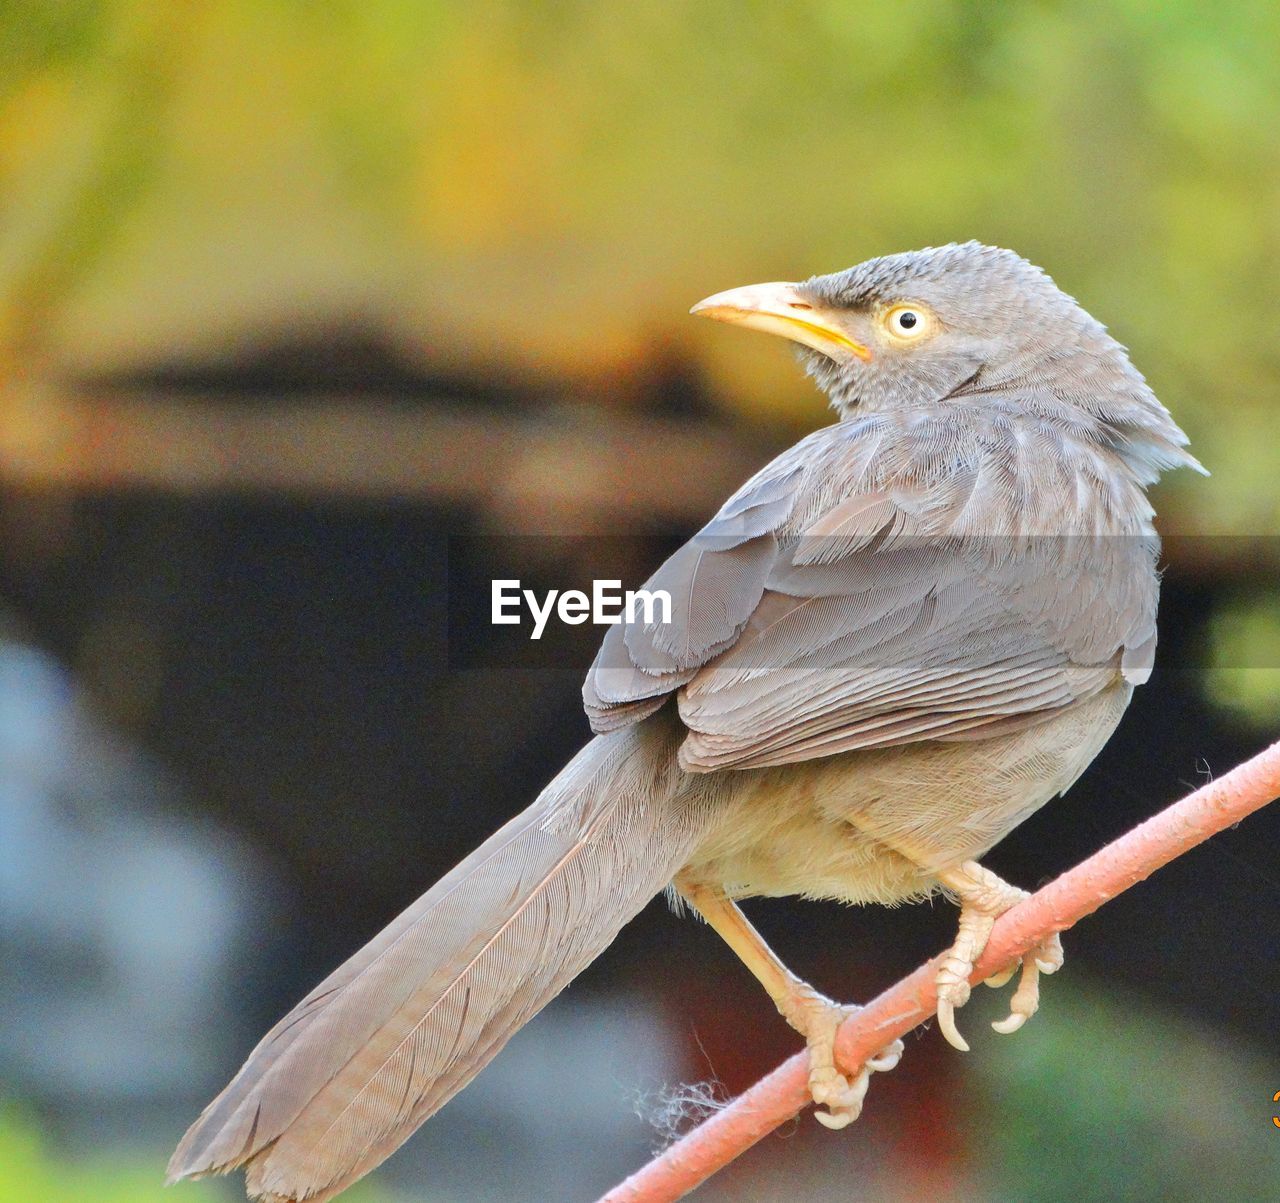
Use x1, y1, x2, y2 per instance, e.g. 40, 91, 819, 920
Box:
883, 304, 933, 340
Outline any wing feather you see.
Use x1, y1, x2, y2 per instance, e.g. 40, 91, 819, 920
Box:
170, 718, 719, 1203
582, 409, 1159, 771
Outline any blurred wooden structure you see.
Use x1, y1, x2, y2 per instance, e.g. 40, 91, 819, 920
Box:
0, 387, 767, 532
0, 387, 1268, 578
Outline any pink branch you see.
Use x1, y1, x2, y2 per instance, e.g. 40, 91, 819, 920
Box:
598, 738, 1280, 1203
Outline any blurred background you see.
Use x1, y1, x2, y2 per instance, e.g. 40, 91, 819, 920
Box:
2, 3, 1280, 1201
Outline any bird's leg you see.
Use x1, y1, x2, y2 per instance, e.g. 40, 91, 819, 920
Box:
676, 876, 903, 1130
932, 860, 1064, 1052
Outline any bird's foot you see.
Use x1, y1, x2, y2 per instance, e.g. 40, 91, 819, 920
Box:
778, 987, 903, 1130
934, 860, 1063, 1052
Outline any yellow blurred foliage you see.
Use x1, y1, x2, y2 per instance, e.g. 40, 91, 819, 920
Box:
0, 1, 1275, 523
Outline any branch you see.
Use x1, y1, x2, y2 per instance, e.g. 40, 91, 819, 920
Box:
598, 738, 1280, 1203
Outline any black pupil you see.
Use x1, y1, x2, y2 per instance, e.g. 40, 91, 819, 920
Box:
897, 311, 918, 329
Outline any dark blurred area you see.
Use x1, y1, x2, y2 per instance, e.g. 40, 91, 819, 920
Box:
2, 4, 1280, 1201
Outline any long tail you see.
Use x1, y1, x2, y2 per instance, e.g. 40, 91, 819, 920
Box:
168, 715, 719, 1203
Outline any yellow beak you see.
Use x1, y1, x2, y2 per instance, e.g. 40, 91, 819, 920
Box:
690, 281, 872, 362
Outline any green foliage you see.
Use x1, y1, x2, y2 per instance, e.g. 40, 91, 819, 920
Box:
0, 1104, 396, 1203
970, 982, 1280, 1200
0, 1, 107, 95
1206, 593, 1280, 725
0, 1105, 216, 1203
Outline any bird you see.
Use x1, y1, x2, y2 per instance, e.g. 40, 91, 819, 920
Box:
168, 242, 1202, 1201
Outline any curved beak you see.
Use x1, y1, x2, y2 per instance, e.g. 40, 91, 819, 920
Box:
690, 281, 872, 362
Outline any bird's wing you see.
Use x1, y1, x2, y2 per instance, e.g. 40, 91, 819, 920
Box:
583, 415, 1158, 771
582, 451, 807, 729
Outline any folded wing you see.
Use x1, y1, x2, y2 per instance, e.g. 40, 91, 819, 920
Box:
583, 413, 1158, 771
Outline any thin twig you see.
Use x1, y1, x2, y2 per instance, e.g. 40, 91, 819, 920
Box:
598, 738, 1280, 1203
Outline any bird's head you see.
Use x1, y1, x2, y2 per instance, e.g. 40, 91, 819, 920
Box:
692, 241, 1203, 480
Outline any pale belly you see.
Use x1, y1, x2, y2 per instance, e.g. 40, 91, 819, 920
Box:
681, 684, 1131, 906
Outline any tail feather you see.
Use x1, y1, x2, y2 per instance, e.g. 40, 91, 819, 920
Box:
168, 716, 719, 1202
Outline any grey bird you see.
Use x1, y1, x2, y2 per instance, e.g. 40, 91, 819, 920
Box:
168, 242, 1202, 1201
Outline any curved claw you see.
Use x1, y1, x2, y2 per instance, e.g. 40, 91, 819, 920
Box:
991, 941, 1057, 1035
991, 1011, 1028, 1035
983, 964, 1017, 989
936, 999, 970, 1052
866, 1038, 904, 1073
1036, 933, 1065, 976
809, 1061, 870, 1130
806, 1025, 901, 1131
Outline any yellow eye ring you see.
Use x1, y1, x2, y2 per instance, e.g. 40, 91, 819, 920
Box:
883, 304, 934, 341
